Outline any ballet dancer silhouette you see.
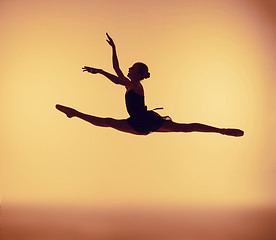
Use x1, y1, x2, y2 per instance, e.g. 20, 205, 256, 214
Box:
56, 33, 244, 137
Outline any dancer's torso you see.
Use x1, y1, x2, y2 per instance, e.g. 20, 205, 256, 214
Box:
125, 89, 147, 117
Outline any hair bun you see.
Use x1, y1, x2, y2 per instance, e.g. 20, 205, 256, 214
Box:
145, 72, 150, 79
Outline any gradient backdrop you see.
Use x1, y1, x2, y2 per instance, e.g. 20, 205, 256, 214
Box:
1, 0, 276, 209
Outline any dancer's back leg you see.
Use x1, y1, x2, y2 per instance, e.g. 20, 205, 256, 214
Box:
157, 120, 244, 137
56, 104, 144, 135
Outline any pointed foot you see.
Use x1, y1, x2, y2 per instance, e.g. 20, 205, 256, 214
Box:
56, 104, 76, 118
221, 128, 244, 137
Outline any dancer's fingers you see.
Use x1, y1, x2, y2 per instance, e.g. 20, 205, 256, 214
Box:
82, 67, 92, 71
106, 32, 111, 39
82, 66, 99, 74
106, 33, 115, 46
83, 68, 91, 71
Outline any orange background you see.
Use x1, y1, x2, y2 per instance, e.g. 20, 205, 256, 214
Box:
1, 0, 276, 208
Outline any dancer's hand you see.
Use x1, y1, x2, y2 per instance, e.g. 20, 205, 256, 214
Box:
106, 33, 115, 48
82, 66, 102, 74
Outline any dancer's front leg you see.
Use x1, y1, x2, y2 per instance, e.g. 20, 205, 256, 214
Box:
157, 121, 244, 137
56, 104, 143, 135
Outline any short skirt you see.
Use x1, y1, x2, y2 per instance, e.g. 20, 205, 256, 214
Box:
127, 110, 166, 135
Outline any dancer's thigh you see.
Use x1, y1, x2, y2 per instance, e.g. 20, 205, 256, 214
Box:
106, 118, 146, 135
156, 120, 189, 132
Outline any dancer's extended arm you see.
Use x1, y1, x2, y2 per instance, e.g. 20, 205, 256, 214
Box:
82, 66, 137, 89
106, 33, 126, 80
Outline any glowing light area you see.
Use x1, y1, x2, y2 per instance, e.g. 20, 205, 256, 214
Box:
1, 0, 275, 207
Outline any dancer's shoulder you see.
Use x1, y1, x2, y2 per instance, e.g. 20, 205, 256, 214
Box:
126, 83, 144, 96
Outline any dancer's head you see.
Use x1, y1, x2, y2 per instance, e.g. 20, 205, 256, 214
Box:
128, 62, 150, 82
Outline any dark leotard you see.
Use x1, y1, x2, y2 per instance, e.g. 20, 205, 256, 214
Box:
125, 89, 165, 134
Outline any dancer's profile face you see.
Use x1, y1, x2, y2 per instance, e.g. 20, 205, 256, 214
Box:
127, 64, 142, 82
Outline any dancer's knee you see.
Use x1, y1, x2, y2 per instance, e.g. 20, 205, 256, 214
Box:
104, 117, 117, 127
172, 122, 197, 132
189, 123, 199, 130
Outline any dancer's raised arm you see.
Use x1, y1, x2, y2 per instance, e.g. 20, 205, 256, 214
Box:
106, 33, 127, 80
82, 66, 138, 89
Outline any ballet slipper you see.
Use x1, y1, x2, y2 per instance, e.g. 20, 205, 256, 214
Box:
56, 104, 77, 118
221, 128, 244, 137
